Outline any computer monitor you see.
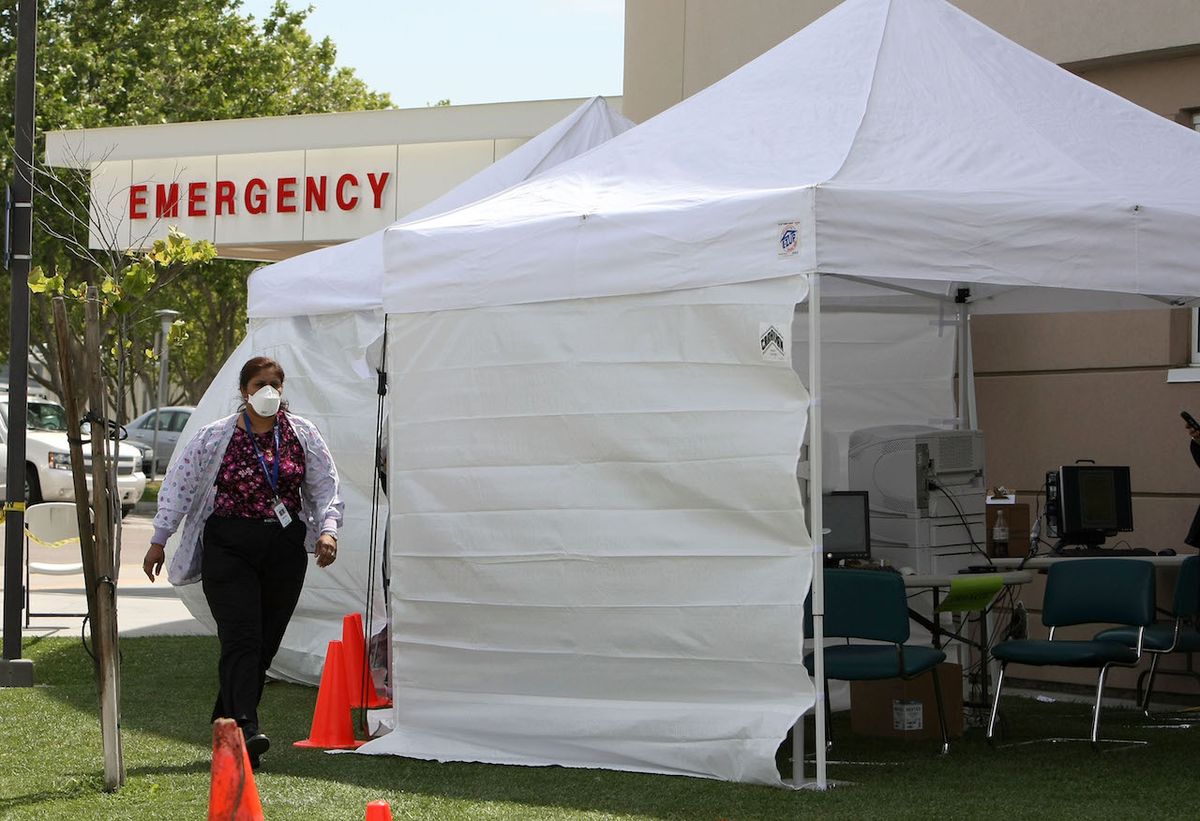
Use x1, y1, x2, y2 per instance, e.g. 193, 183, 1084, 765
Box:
818, 491, 871, 563
1057, 465, 1133, 548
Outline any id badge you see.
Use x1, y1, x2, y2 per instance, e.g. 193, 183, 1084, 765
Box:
272, 497, 293, 528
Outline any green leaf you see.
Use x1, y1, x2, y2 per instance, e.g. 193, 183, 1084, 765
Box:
27, 267, 49, 294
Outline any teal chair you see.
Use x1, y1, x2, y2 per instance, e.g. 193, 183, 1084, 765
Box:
1094, 556, 1200, 715
804, 569, 949, 754
987, 559, 1155, 747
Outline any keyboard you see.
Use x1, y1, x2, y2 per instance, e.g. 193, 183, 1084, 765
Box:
1053, 547, 1154, 557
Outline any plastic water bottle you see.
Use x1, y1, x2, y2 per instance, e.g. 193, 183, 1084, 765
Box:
992, 508, 1009, 557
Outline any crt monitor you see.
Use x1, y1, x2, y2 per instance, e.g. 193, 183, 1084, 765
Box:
818, 491, 871, 562
1057, 465, 1133, 548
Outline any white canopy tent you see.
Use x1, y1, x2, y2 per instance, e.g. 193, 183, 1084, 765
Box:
169, 97, 633, 684
357, 0, 1200, 788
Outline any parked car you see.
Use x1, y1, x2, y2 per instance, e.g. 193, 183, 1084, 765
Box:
124, 406, 195, 475
0, 394, 146, 517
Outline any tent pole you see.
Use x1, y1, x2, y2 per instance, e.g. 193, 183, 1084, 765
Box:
956, 289, 970, 429
801, 272, 827, 789
965, 305, 977, 429
826, 272, 956, 304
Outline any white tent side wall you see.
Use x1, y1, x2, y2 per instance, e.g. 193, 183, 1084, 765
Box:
360, 276, 813, 785
792, 305, 959, 491
249, 310, 389, 680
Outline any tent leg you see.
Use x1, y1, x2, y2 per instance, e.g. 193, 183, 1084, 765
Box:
807, 272, 827, 790
791, 710, 805, 784
956, 290, 970, 430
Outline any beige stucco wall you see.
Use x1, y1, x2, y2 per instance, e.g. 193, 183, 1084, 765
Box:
973, 308, 1199, 695
1076, 52, 1200, 121
624, 0, 1200, 122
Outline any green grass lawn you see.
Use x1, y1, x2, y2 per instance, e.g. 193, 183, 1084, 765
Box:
1, 636, 1197, 820
140, 481, 160, 504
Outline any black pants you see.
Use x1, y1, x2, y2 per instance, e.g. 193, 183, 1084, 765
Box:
202, 515, 308, 732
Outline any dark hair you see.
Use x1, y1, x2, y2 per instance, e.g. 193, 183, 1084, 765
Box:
238, 356, 285, 393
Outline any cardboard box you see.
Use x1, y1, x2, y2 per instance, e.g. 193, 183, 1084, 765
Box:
986, 503, 1030, 558
849, 662, 964, 740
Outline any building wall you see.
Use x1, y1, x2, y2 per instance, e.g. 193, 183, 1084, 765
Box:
624, 0, 1200, 122
623, 2, 1200, 696
1074, 52, 1200, 122
973, 308, 1198, 694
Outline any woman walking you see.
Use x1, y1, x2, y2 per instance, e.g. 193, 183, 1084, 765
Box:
142, 356, 343, 769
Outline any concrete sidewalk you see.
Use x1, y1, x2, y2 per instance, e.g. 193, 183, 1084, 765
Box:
2, 511, 209, 639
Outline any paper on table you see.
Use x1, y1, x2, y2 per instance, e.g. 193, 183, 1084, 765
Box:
936, 575, 1005, 613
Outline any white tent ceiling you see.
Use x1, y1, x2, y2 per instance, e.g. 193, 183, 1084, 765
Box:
379, 0, 1200, 316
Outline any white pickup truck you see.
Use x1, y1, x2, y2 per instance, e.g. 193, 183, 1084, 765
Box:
0, 394, 147, 517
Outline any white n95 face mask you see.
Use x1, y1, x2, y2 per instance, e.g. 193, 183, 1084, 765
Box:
247, 385, 282, 417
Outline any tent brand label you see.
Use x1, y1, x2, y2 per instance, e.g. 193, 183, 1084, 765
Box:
760, 324, 787, 361
777, 221, 800, 255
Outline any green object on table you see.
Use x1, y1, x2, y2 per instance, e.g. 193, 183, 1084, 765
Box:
936, 575, 1005, 613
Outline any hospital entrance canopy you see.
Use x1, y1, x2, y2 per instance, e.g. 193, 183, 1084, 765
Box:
43, 97, 619, 262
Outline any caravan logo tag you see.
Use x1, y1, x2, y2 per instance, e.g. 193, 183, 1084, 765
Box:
778, 221, 800, 256
760, 324, 786, 361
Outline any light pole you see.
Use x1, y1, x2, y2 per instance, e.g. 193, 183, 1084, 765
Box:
1, 0, 37, 687
150, 310, 179, 480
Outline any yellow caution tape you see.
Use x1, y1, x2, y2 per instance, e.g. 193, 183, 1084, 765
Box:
0, 502, 84, 548
23, 528, 83, 549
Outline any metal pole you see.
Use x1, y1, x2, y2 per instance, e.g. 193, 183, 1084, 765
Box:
956, 288, 970, 430
150, 310, 178, 480
808, 273, 827, 789
1, 0, 37, 686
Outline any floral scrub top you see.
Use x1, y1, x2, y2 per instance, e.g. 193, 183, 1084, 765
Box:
154, 411, 343, 585
212, 412, 307, 519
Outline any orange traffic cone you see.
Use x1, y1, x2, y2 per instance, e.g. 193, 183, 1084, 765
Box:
342, 613, 390, 709
365, 800, 394, 821
209, 718, 264, 821
294, 640, 364, 750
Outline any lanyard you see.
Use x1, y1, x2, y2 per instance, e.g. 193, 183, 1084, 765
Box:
243, 411, 281, 495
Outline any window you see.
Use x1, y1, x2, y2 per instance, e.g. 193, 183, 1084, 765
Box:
1194, 307, 1200, 367
1168, 307, 1200, 381
168, 410, 191, 433
27, 401, 68, 432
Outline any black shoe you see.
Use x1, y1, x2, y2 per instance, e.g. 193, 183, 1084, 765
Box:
244, 731, 270, 768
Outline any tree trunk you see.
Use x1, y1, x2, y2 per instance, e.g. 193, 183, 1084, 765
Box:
51, 298, 100, 638
84, 288, 125, 791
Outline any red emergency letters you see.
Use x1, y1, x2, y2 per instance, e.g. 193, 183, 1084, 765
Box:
128, 172, 391, 219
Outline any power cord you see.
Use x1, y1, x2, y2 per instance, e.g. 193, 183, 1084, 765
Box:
929, 479, 991, 563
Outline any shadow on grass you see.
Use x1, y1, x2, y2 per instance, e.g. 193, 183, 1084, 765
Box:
22, 635, 810, 819
0, 765, 211, 814
0, 785, 101, 815
22, 634, 1200, 820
